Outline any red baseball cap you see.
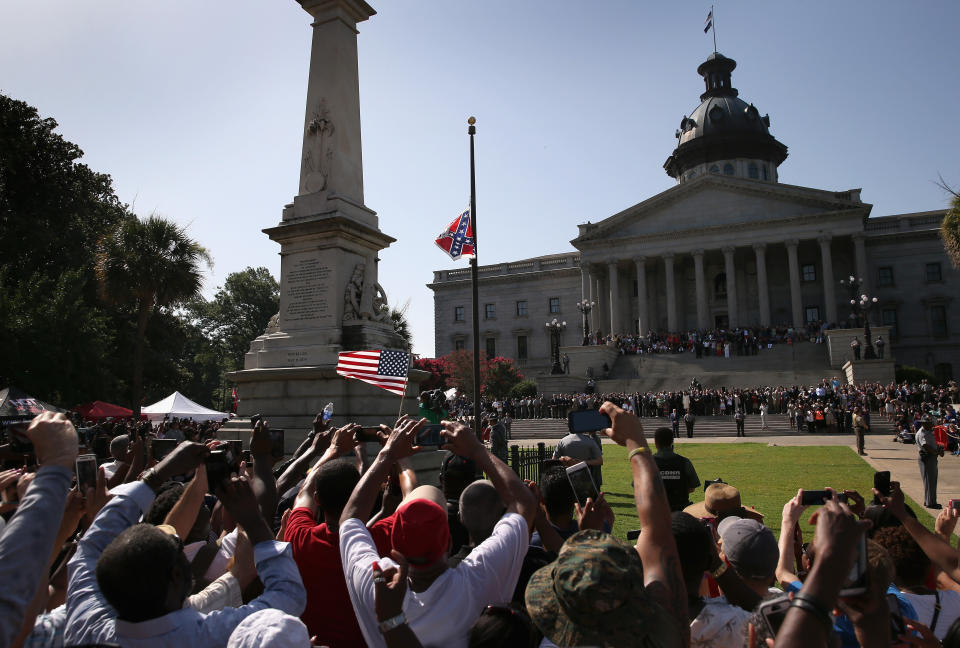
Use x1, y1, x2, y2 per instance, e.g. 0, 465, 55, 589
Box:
390, 498, 450, 569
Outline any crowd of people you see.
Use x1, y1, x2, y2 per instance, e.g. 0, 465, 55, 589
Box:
1, 383, 959, 647
580, 320, 834, 356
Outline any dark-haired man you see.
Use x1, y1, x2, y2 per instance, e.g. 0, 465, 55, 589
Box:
652, 427, 700, 512
64, 442, 305, 647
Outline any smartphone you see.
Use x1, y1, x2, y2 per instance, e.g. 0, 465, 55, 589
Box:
887, 593, 906, 638
415, 424, 444, 447
874, 471, 891, 497
801, 490, 832, 506
838, 533, 868, 597
949, 499, 960, 512
626, 529, 641, 541
354, 427, 383, 444
76, 454, 98, 492
567, 410, 611, 434
205, 449, 237, 494
566, 461, 599, 508
759, 595, 792, 637
151, 439, 177, 461
269, 429, 285, 459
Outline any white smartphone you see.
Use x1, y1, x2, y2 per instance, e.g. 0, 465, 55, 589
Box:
565, 461, 599, 508
758, 595, 791, 637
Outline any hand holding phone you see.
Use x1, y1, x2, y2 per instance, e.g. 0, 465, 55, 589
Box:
566, 461, 599, 508
75, 454, 98, 493
568, 410, 611, 434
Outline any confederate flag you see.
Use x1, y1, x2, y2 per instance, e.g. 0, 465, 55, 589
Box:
435, 208, 476, 261
231, 387, 239, 413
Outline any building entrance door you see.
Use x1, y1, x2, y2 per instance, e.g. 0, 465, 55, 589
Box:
715, 314, 729, 329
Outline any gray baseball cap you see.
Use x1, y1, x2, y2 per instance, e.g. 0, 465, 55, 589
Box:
717, 516, 779, 580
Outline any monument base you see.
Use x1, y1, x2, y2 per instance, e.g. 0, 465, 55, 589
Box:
227, 365, 428, 453
841, 359, 896, 385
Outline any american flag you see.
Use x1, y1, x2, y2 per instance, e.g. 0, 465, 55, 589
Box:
336, 349, 411, 396
435, 208, 476, 261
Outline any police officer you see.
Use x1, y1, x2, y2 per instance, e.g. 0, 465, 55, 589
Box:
852, 406, 869, 456
652, 427, 700, 512
670, 408, 681, 439
916, 414, 942, 508
734, 409, 746, 437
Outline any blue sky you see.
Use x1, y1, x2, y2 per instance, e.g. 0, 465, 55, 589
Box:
2, 1, 957, 357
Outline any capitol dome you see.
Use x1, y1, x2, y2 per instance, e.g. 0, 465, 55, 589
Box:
664, 53, 788, 183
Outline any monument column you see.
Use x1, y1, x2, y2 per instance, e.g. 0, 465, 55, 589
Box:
753, 243, 771, 327
607, 261, 620, 334
693, 249, 707, 330
722, 246, 739, 328
635, 257, 648, 336
818, 235, 838, 324
786, 239, 804, 328
664, 253, 678, 332
853, 233, 869, 292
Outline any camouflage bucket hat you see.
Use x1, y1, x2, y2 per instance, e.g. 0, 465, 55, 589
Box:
525, 530, 684, 648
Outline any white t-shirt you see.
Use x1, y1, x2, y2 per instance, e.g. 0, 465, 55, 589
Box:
901, 590, 960, 640
100, 460, 121, 481
691, 596, 752, 648
340, 512, 528, 648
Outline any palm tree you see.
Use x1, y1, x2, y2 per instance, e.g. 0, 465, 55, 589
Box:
390, 299, 413, 351
95, 214, 212, 415
941, 190, 960, 268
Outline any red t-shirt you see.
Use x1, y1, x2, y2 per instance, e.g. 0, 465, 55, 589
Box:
284, 507, 394, 646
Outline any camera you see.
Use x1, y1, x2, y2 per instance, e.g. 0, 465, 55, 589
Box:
205, 449, 238, 494
421, 390, 448, 414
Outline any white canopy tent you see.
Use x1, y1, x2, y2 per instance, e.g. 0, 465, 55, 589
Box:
141, 391, 229, 423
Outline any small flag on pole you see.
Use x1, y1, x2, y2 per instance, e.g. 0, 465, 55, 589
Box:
336, 349, 411, 396
704, 9, 713, 33
231, 387, 239, 413
435, 209, 476, 261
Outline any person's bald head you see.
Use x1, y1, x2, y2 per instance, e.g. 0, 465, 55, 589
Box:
110, 434, 130, 461
459, 480, 505, 544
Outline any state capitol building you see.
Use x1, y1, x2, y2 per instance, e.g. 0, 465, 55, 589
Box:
428, 52, 958, 385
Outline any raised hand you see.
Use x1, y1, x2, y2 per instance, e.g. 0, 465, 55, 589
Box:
250, 418, 272, 458
329, 423, 360, 457
373, 550, 409, 622
26, 412, 78, 469
153, 441, 209, 484
83, 466, 112, 527
782, 489, 809, 528
382, 417, 426, 460
598, 401, 645, 448
440, 419, 482, 459
873, 481, 908, 520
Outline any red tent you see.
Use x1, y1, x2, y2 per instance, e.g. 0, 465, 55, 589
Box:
74, 401, 134, 421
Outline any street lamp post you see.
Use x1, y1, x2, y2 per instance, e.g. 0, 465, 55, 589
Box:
576, 299, 595, 343
840, 275, 879, 360
545, 318, 567, 374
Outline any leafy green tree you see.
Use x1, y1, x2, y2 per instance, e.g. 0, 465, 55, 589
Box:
0, 94, 128, 405
483, 357, 523, 399
95, 214, 212, 414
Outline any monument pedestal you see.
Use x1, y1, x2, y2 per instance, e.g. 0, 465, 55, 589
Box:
842, 359, 896, 385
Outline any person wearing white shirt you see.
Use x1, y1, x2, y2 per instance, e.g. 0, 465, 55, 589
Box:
339, 417, 536, 648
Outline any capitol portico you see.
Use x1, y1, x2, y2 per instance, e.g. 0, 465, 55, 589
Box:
428, 51, 959, 385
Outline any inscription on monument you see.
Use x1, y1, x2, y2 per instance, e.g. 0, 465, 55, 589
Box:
286, 350, 309, 366
283, 257, 332, 325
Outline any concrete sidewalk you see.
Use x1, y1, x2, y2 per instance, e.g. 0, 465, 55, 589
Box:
515, 432, 960, 515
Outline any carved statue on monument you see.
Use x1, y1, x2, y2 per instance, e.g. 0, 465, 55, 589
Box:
301, 98, 334, 194
343, 262, 391, 323
264, 313, 280, 335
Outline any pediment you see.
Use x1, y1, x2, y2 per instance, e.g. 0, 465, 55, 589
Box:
575, 176, 867, 243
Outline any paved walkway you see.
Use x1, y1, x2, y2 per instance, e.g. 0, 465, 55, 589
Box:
516, 432, 960, 516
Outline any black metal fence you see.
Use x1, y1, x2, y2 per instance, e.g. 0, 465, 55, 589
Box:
508, 443, 555, 483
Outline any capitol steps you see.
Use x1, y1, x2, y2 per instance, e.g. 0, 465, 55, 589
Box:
507, 414, 897, 441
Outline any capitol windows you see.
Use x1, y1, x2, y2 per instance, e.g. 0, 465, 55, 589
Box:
454, 305, 465, 322
517, 335, 528, 360
926, 262, 942, 283
801, 264, 817, 282
878, 266, 894, 286
804, 306, 820, 323
516, 300, 528, 316
931, 305, 948, 337
709, 164, 720, 174
723, 163, 735, 176
484, 303, 496, 320
714, 273, 727, 297
454, 339, 465, 351
762, 165, 769, 180
748, 163, 759, 179
882, 308, 898, 341
549, 297, 560, 314
485, 337, 497, 358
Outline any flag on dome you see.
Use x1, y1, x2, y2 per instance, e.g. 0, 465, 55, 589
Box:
704, 9, 713, 33
336, 349, 411, 396
435, 208, 476, 261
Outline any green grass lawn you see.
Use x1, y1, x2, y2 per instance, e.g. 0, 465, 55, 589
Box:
598, 443, 936, 541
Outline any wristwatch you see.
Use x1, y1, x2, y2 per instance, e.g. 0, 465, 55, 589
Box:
378, 613, 407, 633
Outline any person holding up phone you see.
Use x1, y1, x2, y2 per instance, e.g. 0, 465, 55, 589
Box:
554, 412, 604, 489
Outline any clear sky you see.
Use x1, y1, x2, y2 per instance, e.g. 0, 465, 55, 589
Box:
2, 1, 957, 358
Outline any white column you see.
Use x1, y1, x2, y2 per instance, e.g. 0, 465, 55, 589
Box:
853, 233, 869, 293
591, 271, 601, 333
581, 265, 591, 338
818, 235, 837, 324
785, 239, 803, 328
607, 261, 620, 334
693, 249, 707, 330
753, 243, 771, 327
722, 246, 739, 329
635, 257, 648, 336
664, 253, 677, 332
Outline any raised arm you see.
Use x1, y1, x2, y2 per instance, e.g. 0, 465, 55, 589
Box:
293, 424, 361, 514
877, 482, 960, 584
276, 414, 331, 494
776, 489, 808, 587
163, 464, 208, 540
440, 420, 537, 528
598, 401, 688, 641
249, 420, 279, 524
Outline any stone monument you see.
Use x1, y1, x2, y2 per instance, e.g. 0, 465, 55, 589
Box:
228, 0, 425, 447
